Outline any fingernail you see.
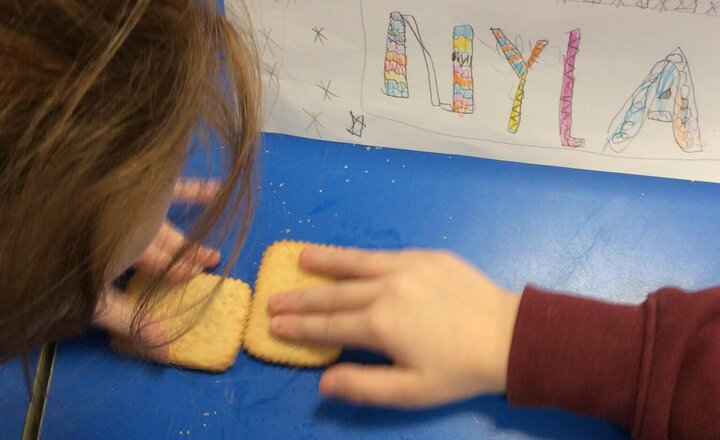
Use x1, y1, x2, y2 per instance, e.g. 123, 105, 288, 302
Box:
300, 247, 321, 265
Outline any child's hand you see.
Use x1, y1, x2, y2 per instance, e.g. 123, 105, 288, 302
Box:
133, 179, 221, 282
97, 179, 219, 361
268, 247, 521, 408
93, 287, 170, 361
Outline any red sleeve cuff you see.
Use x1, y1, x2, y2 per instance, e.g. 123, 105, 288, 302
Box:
506, 285, 645, 429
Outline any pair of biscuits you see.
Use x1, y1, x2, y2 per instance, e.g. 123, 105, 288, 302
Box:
110, 241, 341, 372
110, 273, 251, 372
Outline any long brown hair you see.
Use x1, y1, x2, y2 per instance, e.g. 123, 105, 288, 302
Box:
0, 0, 260, 362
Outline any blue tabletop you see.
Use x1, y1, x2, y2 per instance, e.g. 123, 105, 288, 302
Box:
39, 133, 720, 439
0, 357, 28, 440
1, 352, 39, 440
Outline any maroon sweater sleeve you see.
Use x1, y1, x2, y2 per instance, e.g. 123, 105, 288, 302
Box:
507, 285, 720, 440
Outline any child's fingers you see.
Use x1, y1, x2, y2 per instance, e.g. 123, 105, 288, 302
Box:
134, 246, 172, 275
172, 179, 220, 204
136, 245, 218, 280
154, 222, 221, 267
152, 222, 185, 253
268, 281, 379, 315
183, 245, 221, 269
269, 311, 376, 350
164, 261, 204, 284
320, 364, 423, 407
135, 248, 195, 281
299, 246, 401, 279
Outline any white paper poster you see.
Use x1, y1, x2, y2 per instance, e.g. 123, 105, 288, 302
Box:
230, 0, 720, 182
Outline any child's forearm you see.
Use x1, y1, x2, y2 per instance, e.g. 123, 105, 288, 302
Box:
507, 286, 720, 440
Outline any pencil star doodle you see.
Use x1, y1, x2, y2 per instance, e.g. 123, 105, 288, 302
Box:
316, 80, 338, 101
264, 62, 282, 91
257, 27, 282, 56
347, 111, 366, 137
311, 26, 328, 44
706, 1, 720, 14
302, 108, 324, 138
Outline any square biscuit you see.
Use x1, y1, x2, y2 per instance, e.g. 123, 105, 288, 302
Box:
244, 240, 342, 367
110, 272, 251, 372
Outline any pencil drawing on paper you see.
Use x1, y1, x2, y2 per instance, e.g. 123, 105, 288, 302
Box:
558, 0, 720, 17
316, 80, 339, 101
382, 12, 474, 115
606, 48, 702, 153
383, 12, 409, 98
257, 27, 282, 56
347, 111, 367, 137
369, 5, 710, 156
302, 108, 324, 138
264, 62, 282, 92
311, 26, 328, 44
491, 28, 548, 134
452, 25, 474, 114
244, 0, 720, 183
560, 29, 584, 148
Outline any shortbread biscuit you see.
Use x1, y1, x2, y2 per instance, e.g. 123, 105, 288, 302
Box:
111, 273, 251, 372
244, 240, 342, 367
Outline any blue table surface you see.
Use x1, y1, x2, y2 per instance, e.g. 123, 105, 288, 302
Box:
1, 352, 39, 440
38, 133, 720, 439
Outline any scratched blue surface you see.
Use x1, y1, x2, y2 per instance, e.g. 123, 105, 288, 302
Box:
0, 352, 38, 440
39, 133, 720, 439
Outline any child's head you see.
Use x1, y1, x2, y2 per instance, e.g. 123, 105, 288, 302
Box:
0, 0, 260, 361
